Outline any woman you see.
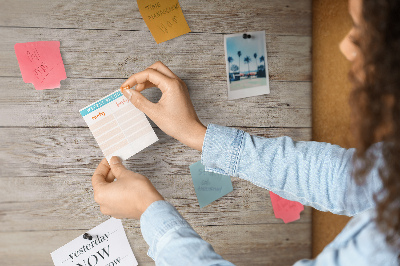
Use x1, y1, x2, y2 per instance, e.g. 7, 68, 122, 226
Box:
91, 0, 400, 264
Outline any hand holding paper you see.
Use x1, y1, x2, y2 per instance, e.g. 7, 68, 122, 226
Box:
91, 157, 164, 219
121, 61, 206, 151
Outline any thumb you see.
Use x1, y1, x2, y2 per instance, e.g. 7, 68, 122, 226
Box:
109, 156, 129, 178
92, 158, 111, 189
122, 89, 155, 116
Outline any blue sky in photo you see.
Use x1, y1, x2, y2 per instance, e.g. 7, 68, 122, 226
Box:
226, 32, 266, 73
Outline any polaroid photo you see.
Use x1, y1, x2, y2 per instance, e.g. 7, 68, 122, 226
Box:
224, 31, 270, 100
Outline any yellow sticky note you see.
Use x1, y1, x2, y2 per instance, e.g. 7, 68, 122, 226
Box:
137, 0, 191, 44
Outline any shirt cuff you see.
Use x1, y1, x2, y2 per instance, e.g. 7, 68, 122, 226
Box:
140, 200, 192, 260
201, 124, 245, 176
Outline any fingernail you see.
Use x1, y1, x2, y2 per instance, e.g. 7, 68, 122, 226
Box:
110, 156, 122, 165
123, 89, 133, 100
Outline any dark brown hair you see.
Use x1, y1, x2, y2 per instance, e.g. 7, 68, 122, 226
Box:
350, 0, 400, 252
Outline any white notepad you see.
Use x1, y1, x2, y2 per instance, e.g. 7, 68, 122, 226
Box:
79, 90, 158, 162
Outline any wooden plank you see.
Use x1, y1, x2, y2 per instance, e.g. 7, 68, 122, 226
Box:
0, 127, 312, 231
0, 173, 312, 231
0, 28, 311, 81
0, 0, 311, 36
0, 78, 311, 127
0, 126, 312, 230
0, 127, 311, 178
0, 223, 311, 266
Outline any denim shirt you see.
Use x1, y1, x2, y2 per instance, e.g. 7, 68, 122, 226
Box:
140, 124, 399, 265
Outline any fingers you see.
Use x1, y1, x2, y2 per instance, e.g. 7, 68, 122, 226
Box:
121, 89, 158, 117
109, 156, 130, 179
92, 158, 110, 189
119, 61, 184, 123
135, 81, 156, 92
105, 168, 115, 183
131, 60, 179, 92
147, 61, 177, 79
121, 68, 172, 94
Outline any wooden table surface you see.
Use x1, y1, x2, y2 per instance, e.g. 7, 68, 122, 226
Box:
0, 0, 312, 265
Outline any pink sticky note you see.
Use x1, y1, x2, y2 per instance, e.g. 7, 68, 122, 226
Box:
14, 41, 67, 90
269, 191, 304, 223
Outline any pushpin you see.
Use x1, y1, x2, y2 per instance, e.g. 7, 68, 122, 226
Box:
242, 33, 252, 39
83, 233, 93, 240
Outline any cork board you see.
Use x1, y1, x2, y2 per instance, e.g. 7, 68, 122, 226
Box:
312, 0, 353, 257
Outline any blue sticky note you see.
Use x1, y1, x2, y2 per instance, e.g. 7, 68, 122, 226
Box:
189, 160, 233, 208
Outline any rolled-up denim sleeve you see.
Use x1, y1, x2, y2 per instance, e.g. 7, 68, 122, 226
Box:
201, 124, 383, 216
140, 200, 235, 265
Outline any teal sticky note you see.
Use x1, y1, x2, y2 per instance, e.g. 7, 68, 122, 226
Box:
189, 160, 233, 208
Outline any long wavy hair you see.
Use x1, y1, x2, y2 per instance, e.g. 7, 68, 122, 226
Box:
350, 0, 400, 252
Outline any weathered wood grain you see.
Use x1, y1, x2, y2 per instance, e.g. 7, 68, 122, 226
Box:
0, 0, 312, 264
0, 127, 311, 234
0, 0, 311, 36
0, 127, 311, 178
0, 223, 311, 266
0, 178, 313, 235
0, 77, 311, 127
0, 173, 312, 231
0, 28, 311, 81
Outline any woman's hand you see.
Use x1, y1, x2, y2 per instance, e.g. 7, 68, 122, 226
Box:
120, 61, 206, 151
91, 157, 164, 219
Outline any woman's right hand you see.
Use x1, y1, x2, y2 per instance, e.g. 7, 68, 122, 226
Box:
120, 61, 206, 151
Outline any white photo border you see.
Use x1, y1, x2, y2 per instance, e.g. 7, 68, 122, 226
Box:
224, 31, 270, 100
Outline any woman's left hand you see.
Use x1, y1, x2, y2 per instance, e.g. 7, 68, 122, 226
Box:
91, 157, 164, 219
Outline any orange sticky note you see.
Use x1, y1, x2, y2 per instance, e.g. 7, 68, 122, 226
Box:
137, 0, 191, 44
14, 41, 66, 90
269, 191, 304, 223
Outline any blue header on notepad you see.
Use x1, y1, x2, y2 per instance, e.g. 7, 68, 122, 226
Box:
80, 91, 122, 117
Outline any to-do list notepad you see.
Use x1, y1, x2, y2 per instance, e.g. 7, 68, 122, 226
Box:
79, 90, 158, 162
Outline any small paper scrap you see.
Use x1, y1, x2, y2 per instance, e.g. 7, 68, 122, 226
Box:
269, 191, 304, 223
189, 161, 233, 208
14, 41, 67, 90
79, 90, 158, 162
51, 218, 138, 266
137, 0, 191, 44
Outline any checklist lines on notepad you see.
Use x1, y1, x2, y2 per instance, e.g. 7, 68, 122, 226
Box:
80, 90, 158, 162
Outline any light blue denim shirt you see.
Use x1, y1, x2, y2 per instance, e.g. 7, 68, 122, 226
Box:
140, 124, 399, 265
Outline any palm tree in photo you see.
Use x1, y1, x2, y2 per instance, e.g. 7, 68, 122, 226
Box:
244, 56, 251, 78
253, 53, 258, 73
237, 51, 242, 77
258, 55, 266, 77
260, 55, 265, 71
231, 64, 239, 73
228, 56, 233, 74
